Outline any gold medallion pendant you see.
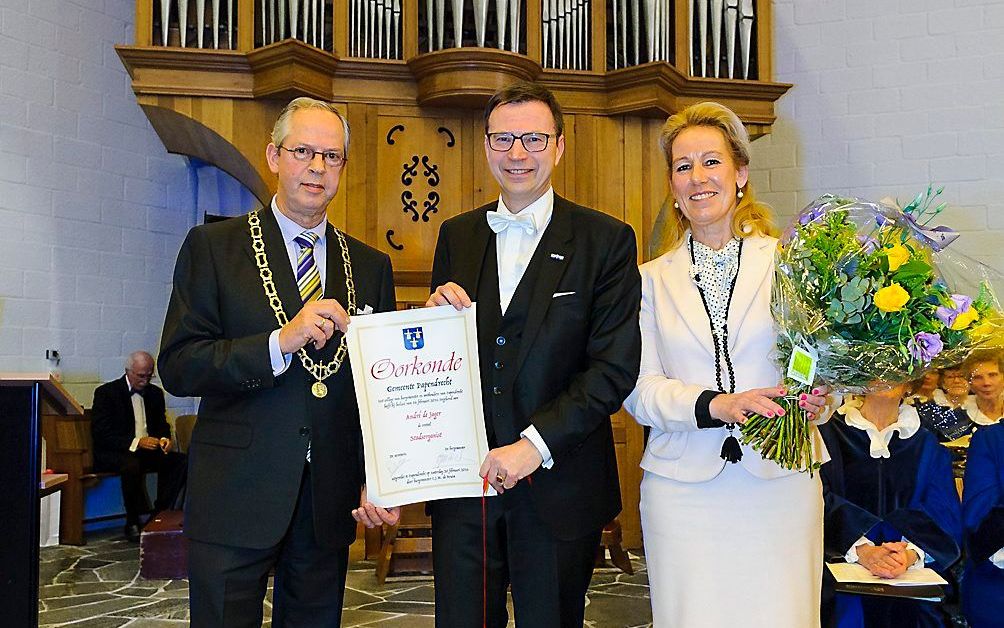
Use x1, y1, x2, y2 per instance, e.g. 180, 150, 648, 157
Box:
311, 381, 328, 398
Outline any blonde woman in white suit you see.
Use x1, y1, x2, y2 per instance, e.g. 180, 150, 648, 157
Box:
624, 102, 829, 627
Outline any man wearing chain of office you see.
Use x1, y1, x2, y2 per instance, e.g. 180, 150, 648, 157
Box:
160, 97, 400, 627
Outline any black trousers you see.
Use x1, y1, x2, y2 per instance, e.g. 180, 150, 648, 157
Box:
429, 483, 601, 628
187, 466, 349, 628
95, 448, 187, 527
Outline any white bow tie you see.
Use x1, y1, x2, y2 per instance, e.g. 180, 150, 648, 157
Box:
486, 210, 536, 235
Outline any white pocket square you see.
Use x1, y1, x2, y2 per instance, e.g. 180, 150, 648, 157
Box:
552, 291, 576, 298
358, 304, 374, 315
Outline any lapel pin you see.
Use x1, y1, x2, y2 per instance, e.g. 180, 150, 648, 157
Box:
550, 253, 564, 261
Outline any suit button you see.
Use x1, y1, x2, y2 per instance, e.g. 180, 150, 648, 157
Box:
494, 361, 503, 370
299, 427, 311, 436
496, 335, 506, 346
493, 386, 502, 396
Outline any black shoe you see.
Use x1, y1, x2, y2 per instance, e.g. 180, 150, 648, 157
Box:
124, 524, 140, 542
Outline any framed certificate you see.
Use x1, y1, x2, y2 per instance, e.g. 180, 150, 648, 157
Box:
346, 304, 493, 507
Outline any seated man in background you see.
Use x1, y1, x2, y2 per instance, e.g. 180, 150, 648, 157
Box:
91, 350, 187, 541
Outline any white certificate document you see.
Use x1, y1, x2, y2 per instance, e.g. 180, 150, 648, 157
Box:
346, 304, 493, 507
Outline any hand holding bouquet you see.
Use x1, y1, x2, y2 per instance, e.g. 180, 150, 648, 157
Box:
741, 188, 1004, 472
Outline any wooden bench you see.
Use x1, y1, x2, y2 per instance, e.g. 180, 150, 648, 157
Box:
41, 411, 196, 545
41, 410, 122, 545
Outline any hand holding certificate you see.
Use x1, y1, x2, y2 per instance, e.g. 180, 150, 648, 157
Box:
346, 304, 494, 508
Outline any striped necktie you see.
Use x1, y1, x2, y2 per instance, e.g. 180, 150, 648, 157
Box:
294, 231, 322, 303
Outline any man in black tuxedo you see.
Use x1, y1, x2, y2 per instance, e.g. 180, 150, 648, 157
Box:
159, 98, 400, 627
91, 350, 187, 541
426, 82, 642, 627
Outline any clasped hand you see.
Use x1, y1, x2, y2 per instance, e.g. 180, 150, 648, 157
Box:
479, 438, 543, 493
709, 385, 829, 423
352, 486, 401, 528
138, 436, 172, 453
857, 542, 919, 579
278, 299, 349, 353
427, 282, 472, 310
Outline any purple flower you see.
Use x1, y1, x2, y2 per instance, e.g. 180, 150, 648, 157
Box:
908, 332, 944, 363
856, 233, 879, 254
798, 205, 826, 226
936, 294, 974, 328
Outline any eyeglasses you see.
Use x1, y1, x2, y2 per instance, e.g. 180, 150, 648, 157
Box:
278, 145, 346, 168
486, 132, 556, 153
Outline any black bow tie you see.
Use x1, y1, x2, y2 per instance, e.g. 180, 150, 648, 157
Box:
131, 389, 142, 396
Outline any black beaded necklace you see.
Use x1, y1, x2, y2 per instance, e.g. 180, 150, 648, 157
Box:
689, 233, 744, 463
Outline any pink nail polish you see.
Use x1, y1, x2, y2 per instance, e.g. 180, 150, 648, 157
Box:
812, 389, 820, 395
767, 412, 774, 418
778, 409, 785, 416
800, 394, 807, 401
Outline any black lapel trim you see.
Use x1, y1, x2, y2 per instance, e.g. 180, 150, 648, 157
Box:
511, 196, 574, 378
455, 203, 497, 298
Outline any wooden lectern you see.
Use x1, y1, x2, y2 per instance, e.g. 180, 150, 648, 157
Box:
0, 373, 82, 628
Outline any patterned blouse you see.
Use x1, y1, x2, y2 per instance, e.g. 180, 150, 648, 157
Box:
688, 235, 742, 391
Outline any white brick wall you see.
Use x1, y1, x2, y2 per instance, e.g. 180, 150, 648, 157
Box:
0, 0, 196, 413
751, 0, 1004, 274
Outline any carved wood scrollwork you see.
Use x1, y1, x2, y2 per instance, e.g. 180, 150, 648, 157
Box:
385, 122, 456, 251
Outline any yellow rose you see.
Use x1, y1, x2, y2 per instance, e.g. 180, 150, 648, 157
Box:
885, 242, 911, 272
950, 306, 979, 330
873, 283, 910, 312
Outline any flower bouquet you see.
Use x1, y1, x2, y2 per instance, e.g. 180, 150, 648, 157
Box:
741, 187, 1004, 472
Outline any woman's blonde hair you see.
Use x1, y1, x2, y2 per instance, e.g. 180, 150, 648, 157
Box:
657, 101, 776, 251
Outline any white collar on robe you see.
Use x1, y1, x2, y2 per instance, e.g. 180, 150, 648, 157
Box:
932, 388, 968, 409
965, 394, 1004, 426
839, 397, 920, 459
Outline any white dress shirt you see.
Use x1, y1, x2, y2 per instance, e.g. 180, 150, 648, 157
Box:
494, 189, 554, 314
127, 382, 148, 452
267, 198, 328, 375
840, 398, 927, 568
492, 189, 555, 467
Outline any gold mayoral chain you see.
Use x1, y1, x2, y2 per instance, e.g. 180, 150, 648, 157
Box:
248, 210, 356, 398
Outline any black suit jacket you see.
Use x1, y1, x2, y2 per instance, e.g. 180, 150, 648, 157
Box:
430, 195, 641, 540
159, 208, 396, 550
91, 375, 170, 470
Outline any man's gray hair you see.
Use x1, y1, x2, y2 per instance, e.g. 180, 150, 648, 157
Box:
271, 97, 351, 159
124, 351, 154, 372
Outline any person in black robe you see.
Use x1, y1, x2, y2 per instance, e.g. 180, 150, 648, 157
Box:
819, 384, 962, 627
915, 366, 976, 442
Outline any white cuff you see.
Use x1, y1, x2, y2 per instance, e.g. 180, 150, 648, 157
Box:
844, 536, 874, 563
129, 437, 141, 452
520, 426, 553, 469
991, 546, 1004, 569
269, 329, 293, 376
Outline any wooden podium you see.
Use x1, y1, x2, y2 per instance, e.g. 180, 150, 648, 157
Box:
0, 373, 82, 628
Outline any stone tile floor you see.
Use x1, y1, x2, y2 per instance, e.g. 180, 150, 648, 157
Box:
38, 530, 653, 627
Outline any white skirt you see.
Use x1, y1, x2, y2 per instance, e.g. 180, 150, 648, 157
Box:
641, 464, 823, 628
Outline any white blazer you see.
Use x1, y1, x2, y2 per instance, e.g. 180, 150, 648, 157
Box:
624, 234, 827, 481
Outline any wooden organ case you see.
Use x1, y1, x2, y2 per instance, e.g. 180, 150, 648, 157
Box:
118, 0, 791, 552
